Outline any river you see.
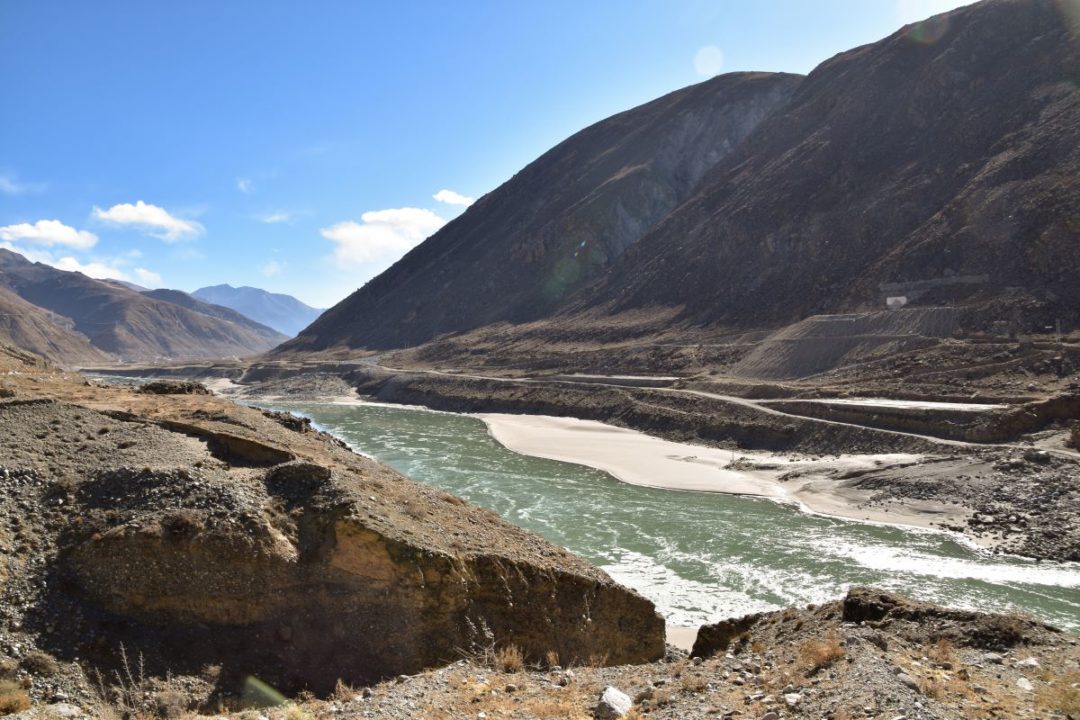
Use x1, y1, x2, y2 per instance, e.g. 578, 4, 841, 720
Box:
267, 399, 1080, 633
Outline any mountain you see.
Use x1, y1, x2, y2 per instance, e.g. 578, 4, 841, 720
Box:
0, 249, 287, 363
143, 288, 289, 339
574, 0, 1080, 332
0, 285, 112, 365
277, 71, 801, 352
192, 284, 323, 337
277, 0, 1080, 357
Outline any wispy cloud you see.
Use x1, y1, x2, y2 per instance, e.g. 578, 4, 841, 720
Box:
261, 259, 285, 277
0, 219, 98, 249
237, 177, 254, 194
92, 200, 203, 242
0, 173, 45, 196
433, 189, 475, 207
693, 45, 725, 78
258, 210, 293, 224
321, 207, 445, 266
132, 267, 163, 287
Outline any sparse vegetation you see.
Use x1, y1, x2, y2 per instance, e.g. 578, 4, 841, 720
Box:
680, 673, 709, 693
926, 638, 955, 665
1036, 670, 1080, 716
0, 679, 30, 715
798, 631, 846, 672
495, 644, 525, 673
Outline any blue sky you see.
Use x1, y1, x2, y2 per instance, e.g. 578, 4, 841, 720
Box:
0, 0, 973, 308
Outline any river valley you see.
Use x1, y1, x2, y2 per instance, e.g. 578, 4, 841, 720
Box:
266, 398, 1080, 634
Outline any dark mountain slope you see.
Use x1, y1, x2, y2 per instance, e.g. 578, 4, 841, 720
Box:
277, 71, 802, 352
192, 284, 323, 337
0, 249, 286, 361
575, 0, 1080, 330
0, 286, 111, 365
143, 288, 286, 342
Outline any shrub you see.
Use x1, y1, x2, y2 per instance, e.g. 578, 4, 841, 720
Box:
0, 679, 31, 715
495, 645, 524, 673
798, 632, 845, 672
21, 649, 60, 675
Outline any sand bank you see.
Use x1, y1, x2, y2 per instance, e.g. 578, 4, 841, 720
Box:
478, 413, 964, 533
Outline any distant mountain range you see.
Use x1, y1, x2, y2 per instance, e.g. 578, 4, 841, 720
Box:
193, 284, 323, 337
0, 249, 287, 365
277, 0, 1080, 357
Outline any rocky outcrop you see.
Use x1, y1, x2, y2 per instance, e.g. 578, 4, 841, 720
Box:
0, 367, 664, 696
59, 458, 662, 692
138, 380, 212, 396
691, 587, 1061, 663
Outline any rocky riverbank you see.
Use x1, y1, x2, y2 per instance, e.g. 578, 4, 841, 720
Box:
7, 587, 1074, 719
0, 351, 662, 716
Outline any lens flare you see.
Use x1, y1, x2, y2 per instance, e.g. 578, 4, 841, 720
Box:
242, 675, 288, 708
905, 14, 950, 45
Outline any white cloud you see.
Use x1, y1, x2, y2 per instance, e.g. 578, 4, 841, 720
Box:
237, 177, 254, 194
433, 189, 475, 207
261, 260, 285, 277
259, 210, 293, 224
92, 200, 203, 242
133, 267, 162, 287
694, 45, 725, 78
53, 256, 131, 281
0, 219, 98, 249
1, 239, 164, 287
321, 207, 445, 266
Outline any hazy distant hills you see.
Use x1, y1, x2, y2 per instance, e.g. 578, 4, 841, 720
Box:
193, 284, 323, 337
279, 0, 1080, 357
0, 249, 286, 365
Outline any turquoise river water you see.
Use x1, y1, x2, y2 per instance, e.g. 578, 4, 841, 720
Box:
264, 400, 1079, 632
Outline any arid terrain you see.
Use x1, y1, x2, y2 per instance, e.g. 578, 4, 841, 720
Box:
3, 1, 1079, 717
1, 347, 1077, 719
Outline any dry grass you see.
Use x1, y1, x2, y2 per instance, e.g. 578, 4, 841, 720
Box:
544, 650, 561, 669
331, 678, 360, 702
926, 638, 955, 665
798, 631, 845, 672
495, 644, 525, 673
919, 675, 945, 700
20, 648, 59, 675
0, 679, 31, 714
1036, 670, 1080, 716
680, 674, 709, 693
585, 652, 609, 668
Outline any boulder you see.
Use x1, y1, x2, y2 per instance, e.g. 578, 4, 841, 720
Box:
594, 686, 633, 719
